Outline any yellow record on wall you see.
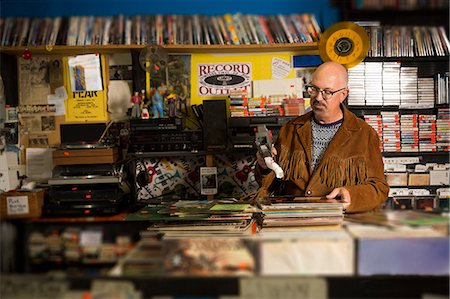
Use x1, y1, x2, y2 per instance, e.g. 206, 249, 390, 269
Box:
318, 21, 369, 68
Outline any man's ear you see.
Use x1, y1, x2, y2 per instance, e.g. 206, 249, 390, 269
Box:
340, 88, 349, 104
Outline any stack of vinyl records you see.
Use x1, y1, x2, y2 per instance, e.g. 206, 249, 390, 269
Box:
381, 111, 401, 152
382, 62, 401, 106
259, 197, 344, 230
146, 200, 260, 237
417, 77, 435, 107
436, 108, 450, 151
419, 114, 437, 152
365, 62, 383, 106
400, 67, 418, 107
347, 62, 366, 106
400, 114, 419, 152
364, 114, 383, 151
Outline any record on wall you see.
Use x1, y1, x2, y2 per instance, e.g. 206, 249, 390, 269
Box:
318, 21, 370, 68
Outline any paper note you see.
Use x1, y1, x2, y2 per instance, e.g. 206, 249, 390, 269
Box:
25, 148, 53, 181
7, 196, 29, 215
272, 57, 291, 79
67, 54, 103, 91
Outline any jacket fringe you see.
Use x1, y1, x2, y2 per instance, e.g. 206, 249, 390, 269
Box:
318, 156, 368, 188
278, 144, 308, 181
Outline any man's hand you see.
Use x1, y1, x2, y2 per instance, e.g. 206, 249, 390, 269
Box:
256, 147, 277, 169
326, 187, 351, 210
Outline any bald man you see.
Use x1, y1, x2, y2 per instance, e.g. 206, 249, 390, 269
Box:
255, 62, 389, 213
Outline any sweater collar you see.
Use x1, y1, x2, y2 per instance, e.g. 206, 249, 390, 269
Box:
292, 104, 360, 132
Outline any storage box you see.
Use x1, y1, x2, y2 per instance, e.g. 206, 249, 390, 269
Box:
385, 172, 408, 186
430, 170, 450, 185
408, 173, 430, 186
0, 189, 45, 219
52, 147, 119, 165
347, 224, 449, 276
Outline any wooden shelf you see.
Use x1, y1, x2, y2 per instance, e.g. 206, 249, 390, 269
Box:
0, 43, 319, 55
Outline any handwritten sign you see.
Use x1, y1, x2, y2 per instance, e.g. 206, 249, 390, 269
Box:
7, 196, 29, 215
240, 277, 327, 299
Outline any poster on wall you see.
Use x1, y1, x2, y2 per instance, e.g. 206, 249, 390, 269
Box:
197, 62, 252, 96
63, 55, 109, 122
148, 54, 192, 117
18, 56, 51, 105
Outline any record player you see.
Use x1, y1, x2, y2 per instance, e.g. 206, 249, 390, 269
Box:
46, 164, 128, 216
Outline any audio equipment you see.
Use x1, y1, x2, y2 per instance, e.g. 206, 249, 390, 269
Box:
203, 100, 227, 151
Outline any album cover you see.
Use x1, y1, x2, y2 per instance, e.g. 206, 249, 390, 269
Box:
200, 167, 218, 195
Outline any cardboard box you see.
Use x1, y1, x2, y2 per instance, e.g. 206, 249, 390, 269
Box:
0, 189, 45, 219
52, 147, 119, 165
430, 170, 450, 185
408, 173, 430, 186
385, 172, 408, 186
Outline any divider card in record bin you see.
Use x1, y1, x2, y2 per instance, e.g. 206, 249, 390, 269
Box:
0, 190, 45, 219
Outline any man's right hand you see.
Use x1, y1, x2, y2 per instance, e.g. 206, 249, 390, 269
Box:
256, 147, 277, 169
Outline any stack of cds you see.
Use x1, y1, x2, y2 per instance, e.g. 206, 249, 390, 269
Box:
229, 89, 249, 117
265, 97, 284, 116
382, 62, 401, 106
247, 98, 266, 117
348, 62, 366, 106
418, 114, 437, 152
417, 77, 436, 107
283, 98, 304, 116
400, 114, 419, 152
436, 108, 450, 151
400, 67, 418, 107
381, 111, 401, 152
364, 113, 383, 151
365, 62, 383, 106
435, 73, 449, 105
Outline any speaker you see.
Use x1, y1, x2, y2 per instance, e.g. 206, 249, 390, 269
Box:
203, 100, 228, 151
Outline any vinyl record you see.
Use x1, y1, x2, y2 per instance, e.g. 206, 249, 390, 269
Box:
318, 21, 369, 68
203, 74, 245, 86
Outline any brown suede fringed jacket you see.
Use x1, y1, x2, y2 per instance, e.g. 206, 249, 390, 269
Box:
254, 106, 389, 213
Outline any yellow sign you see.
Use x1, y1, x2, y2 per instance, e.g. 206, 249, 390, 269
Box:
190, 52, 299, 105
63, 55, 109, 122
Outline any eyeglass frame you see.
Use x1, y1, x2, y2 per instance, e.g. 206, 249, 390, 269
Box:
305, 84, 347, 100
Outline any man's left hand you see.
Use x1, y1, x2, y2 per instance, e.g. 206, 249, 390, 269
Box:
326, 187, 351, 210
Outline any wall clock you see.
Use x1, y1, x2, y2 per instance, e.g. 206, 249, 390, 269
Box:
318, 21, 370, 68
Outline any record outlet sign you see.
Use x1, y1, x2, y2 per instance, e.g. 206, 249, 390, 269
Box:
198, 62, 252, 96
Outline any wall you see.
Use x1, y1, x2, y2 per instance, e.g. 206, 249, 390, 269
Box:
0, 0, 339, 29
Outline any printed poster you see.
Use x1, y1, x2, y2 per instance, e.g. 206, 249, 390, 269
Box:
63, 55, 109, 122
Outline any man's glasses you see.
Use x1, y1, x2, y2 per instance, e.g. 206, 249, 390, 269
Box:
305, 84, 347, 100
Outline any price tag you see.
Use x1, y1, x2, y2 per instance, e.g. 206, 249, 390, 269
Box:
240, 277, 327, 299
7, 196, 29, 215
